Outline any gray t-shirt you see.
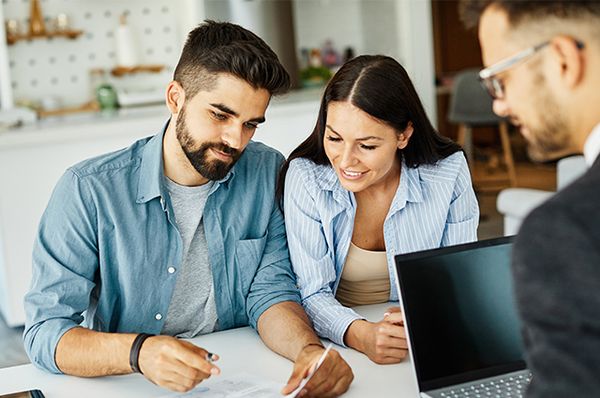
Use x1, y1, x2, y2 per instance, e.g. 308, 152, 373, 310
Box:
161, 177, 218, 338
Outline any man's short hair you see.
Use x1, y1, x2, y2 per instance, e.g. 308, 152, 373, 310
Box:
460, 0, 600, 29
173, 20, 291, 99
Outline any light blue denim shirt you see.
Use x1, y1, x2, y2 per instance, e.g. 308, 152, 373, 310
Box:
283, 152, 479, 346
24, 125, 300, 373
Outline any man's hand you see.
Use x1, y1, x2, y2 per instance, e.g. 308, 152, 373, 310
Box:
281, 344, 353, 398
345, 306, 408, 364
138, 335, 221, 392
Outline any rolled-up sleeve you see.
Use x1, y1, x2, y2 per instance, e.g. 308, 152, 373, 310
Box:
284, 160, 362, 346
441, 154, 479, 246
24, 169, 99, 373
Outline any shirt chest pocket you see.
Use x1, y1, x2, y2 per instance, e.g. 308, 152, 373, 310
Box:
234, 234, 268, 292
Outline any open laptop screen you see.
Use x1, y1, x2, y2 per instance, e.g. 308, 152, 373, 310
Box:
395, 237, 526, 391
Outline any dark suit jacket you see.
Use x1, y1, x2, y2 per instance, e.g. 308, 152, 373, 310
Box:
513, 156, 600, 398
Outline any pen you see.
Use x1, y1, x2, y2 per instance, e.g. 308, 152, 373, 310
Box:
310, 343, 332, 376
289, 343, 333, 398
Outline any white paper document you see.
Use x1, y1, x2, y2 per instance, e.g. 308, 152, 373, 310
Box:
159, 372, 285, 398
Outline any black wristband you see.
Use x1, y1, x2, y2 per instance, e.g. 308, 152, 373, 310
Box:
129, 333, 154, 374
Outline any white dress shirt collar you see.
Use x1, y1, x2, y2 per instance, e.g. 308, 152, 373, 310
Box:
583, 123, 600, 166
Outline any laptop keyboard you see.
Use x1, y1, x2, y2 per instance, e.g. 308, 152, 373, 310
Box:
435, 371, 532, 398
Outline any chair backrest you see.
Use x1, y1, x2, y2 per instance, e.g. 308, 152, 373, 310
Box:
448, 68, 504, 126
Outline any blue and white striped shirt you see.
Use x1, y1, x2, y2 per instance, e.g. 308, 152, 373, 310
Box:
283, 151, 479, 346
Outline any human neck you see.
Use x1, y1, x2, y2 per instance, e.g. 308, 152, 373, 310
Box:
571, 48, 600, 151
570, 96, 600, 153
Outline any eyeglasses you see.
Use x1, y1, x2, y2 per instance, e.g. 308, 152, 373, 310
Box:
478, 39, 585, 100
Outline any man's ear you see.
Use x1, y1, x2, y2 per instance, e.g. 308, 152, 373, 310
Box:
397, 122, 414, 150
549, 36, 585, 89
166, 81, 185, 115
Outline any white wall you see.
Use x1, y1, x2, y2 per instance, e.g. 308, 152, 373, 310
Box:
293, 0, 437, 124
293, 0, 365, 56
395, 0, 437, 124
178, 0, 206, 44
360, 0, 401, 61
227, 0, 299, 87
0, 4, 13, 109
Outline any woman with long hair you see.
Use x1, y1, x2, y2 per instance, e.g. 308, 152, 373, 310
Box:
277, 55, 479, 364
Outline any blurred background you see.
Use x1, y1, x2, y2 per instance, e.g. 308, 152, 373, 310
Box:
0, 0, 560, 369
0, 0, 434, 115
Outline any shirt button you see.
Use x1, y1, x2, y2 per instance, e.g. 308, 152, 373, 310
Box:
167, 266, 176, 274
155, 313, 163, 321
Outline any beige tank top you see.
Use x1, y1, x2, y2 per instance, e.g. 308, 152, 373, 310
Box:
335, 242, 391, 307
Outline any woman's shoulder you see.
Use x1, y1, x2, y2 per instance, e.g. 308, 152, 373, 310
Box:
286, 157, 338, 192
417, 151, 469, 183
289, 156, 318, 172
288, 157, 335, 179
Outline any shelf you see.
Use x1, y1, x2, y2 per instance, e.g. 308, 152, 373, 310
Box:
110, 64, 165, 77
36, 100, 99, 119
6, 29, 84, 45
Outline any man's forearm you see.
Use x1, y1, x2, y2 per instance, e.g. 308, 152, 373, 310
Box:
257, 301, 322, 361
55, 327, 138, 376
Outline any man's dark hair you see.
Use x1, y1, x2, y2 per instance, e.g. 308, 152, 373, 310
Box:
460, 0, 600, 29
173, 20, 290, 99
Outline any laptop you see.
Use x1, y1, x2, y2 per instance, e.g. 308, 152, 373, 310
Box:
393, 236, 532, 398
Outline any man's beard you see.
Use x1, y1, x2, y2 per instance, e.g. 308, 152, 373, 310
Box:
522, 72, 573, 162
175, 106, 241, 181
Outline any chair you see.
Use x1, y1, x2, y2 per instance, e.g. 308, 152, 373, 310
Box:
497, 155, 587, 235
448, 68, 517, 188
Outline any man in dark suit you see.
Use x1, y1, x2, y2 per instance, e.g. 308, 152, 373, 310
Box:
460, 1, 600, 397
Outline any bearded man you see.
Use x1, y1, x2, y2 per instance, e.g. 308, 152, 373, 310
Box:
24, 20, 353, 397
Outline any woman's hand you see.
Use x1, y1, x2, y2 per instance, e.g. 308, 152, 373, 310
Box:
344, 306, 408, 364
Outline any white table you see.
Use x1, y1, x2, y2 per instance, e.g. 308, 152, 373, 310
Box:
0, 304, 419, 397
